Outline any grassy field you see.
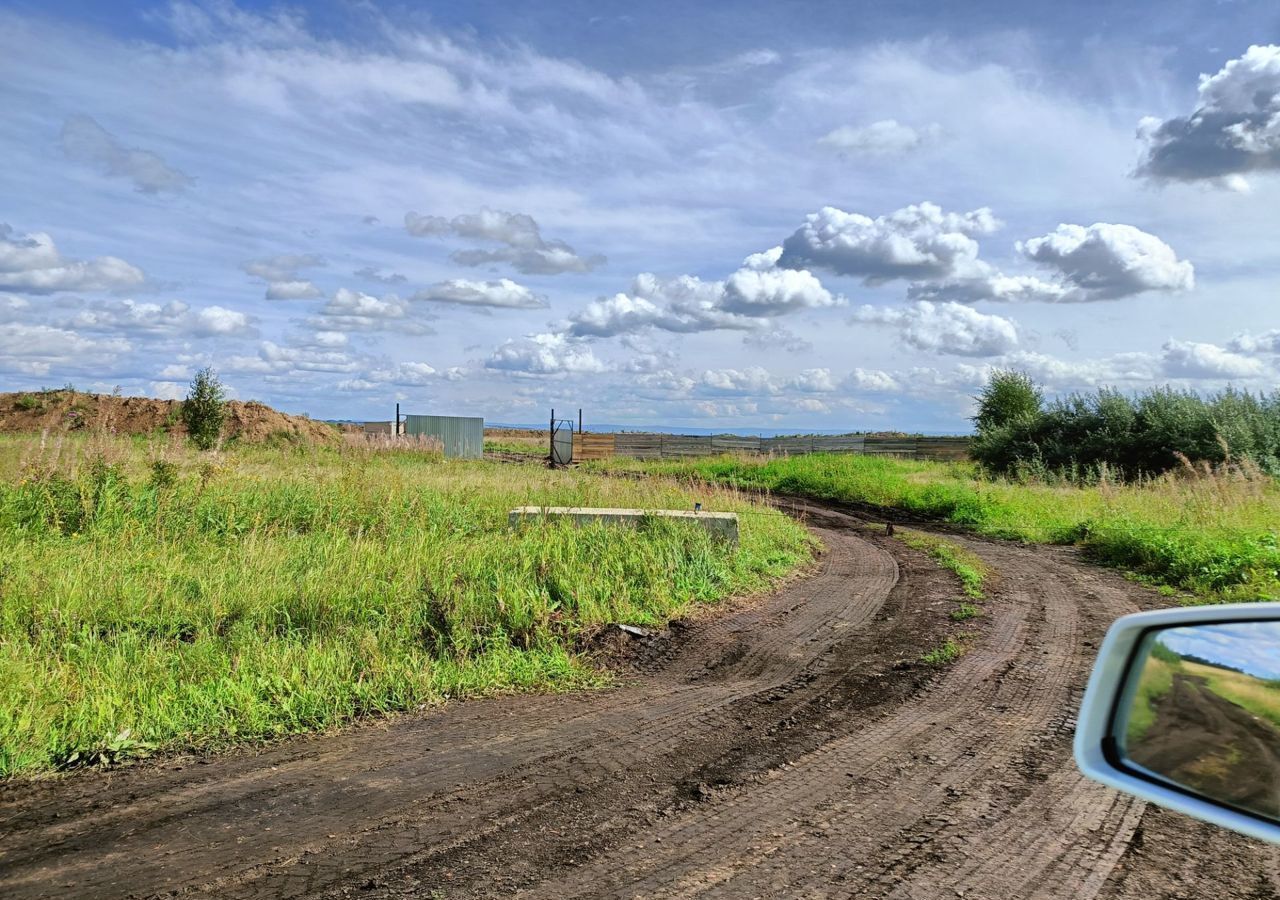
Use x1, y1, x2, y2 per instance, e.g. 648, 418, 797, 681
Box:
0, 433, 812, 777
590, 453, 1280, 604
1180, 659, 1280, 730
1126, 649, 1280, 745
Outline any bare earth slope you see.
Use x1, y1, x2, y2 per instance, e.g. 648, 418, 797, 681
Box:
0, 390, 338, 444
1, 501, 1275, 898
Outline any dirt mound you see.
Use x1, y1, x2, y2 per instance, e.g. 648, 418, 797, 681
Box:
0, 390, 339, 445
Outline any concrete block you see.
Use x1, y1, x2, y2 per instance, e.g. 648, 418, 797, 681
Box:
508, 506, 739, 545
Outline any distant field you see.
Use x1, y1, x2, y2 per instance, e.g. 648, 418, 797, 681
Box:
1180, 659, 1280, 729
1127, 650, 1280, 745
485, 427, 547, 457
588, 452, 1280, 603
0, 433, 811, 776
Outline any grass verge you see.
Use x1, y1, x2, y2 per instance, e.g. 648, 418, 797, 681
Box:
0, 433, 813, 776
589, 453, 1280, 604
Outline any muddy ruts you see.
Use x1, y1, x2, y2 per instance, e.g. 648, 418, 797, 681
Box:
0, 502, 1274, 899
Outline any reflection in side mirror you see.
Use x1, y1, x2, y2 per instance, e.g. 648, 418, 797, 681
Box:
1116, 622, 1280, 824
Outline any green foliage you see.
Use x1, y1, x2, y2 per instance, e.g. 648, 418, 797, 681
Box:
54, 729, 153, 771
971, 371, 1280, 479
1149, 640, 1183, 665
0, 435, 812, 775
148, 459, 178, 491
921, 639, 963, 666
950, 603, 980, 621
14, 393, 41, 411
182, 367, 227, 451
972, 370, 1042, 433
1126, 656, 1176, 743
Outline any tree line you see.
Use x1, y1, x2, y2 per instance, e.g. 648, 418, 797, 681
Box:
972, 371, 1280, 480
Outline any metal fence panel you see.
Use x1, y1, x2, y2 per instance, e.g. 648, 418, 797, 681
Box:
403, 414, 484, 459
915, 437, 972, 461
863, 436, 917, 456
551, 420, 574, 465
710, 435, 762, 454
614, 433, 664, 459
661, 435, 714, 457
763, 436, 814, 455
813, 435, 866, 453
592, 430, 970, 462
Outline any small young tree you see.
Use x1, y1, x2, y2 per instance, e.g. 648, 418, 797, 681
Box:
972, 370, 1042, 433
970, 370, 1045, 475
182, 366, 226, 450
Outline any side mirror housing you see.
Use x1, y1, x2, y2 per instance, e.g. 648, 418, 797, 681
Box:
1075, 602, 1280, 844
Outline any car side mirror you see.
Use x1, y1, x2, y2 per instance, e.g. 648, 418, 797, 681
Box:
1076, 603, 1280, 843
1075, 604, 1280, 844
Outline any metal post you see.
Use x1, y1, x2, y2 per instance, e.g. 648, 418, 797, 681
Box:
578, 408, 582, 435
550, 408, 555, 467
395, 402, 400, 437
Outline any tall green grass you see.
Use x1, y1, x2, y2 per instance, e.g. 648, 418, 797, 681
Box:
589, 452, 1280, 603
0, 434, 811, 776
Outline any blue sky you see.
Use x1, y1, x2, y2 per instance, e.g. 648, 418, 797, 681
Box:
2, 1, 1279, 430
1159, 622, 1280, 681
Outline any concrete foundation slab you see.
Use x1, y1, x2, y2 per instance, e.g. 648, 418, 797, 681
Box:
508, 506, 739, 545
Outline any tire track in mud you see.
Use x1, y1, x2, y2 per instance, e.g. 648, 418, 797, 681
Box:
1, 500, 1275, 899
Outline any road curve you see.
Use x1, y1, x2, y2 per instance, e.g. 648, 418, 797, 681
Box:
1, 500, 1275, 898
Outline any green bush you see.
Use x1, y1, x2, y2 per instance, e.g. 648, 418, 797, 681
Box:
971, 372, 1280, 479
181, 367, 227, 451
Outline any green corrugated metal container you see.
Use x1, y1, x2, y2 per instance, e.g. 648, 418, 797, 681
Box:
403, 414, 484, 459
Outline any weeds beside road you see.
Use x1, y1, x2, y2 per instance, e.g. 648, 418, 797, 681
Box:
589, 452, 1280, 604
0, 434, 811, 777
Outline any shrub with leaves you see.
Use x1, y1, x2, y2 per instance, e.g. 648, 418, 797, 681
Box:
971, 370, 1280, 480
181, 367, 226, 451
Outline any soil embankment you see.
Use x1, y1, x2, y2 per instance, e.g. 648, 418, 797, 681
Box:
0, 390, 339, 444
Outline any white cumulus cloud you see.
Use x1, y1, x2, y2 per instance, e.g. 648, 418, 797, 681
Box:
777, 202, 1000, 284
852, 300, 1019, 356
311, 288, 432, 334
1016, 223, 1194, 301
567, 250, 839, 338
485, 332, 608, 375
1135, 45, 1280, 186
1161, 339, 1267, 379
0, 224, 145, 294
410, 277, 547, 309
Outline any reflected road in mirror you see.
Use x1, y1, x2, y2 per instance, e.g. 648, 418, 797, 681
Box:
1122, 621, 1280, 822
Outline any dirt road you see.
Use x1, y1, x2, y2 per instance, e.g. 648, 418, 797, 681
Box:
1129, 671, 1280, 821
2, 501, 1277, 898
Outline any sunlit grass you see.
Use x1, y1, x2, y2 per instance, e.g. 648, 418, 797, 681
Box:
1182, 659, 1280, 730
590, 453, 1280, 603
1126, 655, 1176, 743
0, 433, 812, 776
